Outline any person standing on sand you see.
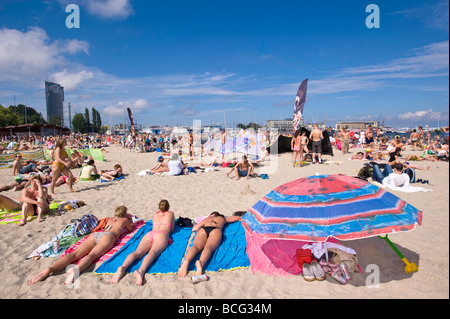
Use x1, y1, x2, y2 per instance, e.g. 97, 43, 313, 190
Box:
365, 125, 374, 147
309, 124, 323, 164
291, 130, 302, 167
340, 128, 350, 155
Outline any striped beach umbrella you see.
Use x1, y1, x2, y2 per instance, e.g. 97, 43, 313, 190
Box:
242, 174, 423, 242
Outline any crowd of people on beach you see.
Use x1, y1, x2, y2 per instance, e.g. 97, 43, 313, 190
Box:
0, 123, 449, 286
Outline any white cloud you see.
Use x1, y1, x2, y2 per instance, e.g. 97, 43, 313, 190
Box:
0, 27, 90, 86
103, 99, 155, 117
86, 0, 133, 19
50, 69, 94, 91
398, 109, 447, 121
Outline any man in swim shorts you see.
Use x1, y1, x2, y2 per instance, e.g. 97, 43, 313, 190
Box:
309, 124, 324, 164
227, 155, 254, 180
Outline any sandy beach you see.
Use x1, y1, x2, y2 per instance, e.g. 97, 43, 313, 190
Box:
0, 144, 448, 299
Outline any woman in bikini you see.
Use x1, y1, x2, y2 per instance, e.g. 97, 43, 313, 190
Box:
111, 200, 174, 285
19, 175, 51, 226
29, 206, 134, 286
177, 212, 241, 279
300, 131, 310, 163
49, 138, 75, 195
100, 164, 123, 181
291, 130, 302, 167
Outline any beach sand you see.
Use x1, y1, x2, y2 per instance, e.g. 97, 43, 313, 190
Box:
0, 144, 448, 299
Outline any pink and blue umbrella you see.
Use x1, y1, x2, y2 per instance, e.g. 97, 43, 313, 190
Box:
242, 174, 423, 242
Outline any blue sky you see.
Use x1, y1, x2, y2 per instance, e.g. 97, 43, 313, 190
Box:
0, 0, 448, 129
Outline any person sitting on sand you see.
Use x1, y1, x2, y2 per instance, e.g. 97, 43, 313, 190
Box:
227, 155, 254, 180
111, 200, 175, 285
100, 164, 123, 181
79, 160, 100, 181
18, 175, 51, 226
12, 154, 39, 176
167, 154, 185, 175
150, 156, 168, 174
28, 205, 134, 286
177, 212, 241, 280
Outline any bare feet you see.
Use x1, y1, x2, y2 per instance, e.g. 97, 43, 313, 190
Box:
195, 260, 203, 276
178, 259, 190, 278
29, 268, 51, 285
63, 268, 75, 286
111, 266, 126, 284
133, 269, 144, 285
18, 219, 26, 226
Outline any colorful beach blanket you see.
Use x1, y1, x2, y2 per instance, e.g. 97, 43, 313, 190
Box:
94, 220, 192, 275
187, 221, 250, 273
0, 200, 80, 225
61, 218, 145, 264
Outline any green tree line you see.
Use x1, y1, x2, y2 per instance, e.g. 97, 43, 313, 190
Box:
72, 107, 105, 134
0, 104, 47, 126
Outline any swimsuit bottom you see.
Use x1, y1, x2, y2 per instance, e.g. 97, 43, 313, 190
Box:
237, 167, 248, 177
53, 162, 65, 170
201, 226, 220, 238
92, 231, 116, 243
144, 230, 169, 243
293, 146, 300, 152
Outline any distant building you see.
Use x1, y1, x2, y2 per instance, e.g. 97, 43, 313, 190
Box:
267, 119, 293, 133
45, 81, 64, 126
335, 121, 379, 131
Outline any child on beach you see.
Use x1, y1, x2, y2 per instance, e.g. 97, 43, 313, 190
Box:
110, 200, 175, 285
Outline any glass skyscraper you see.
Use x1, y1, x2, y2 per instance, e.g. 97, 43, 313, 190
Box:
45, 81, 65, 126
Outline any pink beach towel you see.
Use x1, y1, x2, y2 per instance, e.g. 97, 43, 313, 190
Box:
244, 229, 340, 277
61, 219, 145, 264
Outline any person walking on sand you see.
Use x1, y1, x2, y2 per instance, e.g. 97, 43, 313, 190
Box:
177, 212, 241, 280
111, 200, 175, 285
49, 138, 76, 195
309, 124, 324, 164
28, 206, 133, 286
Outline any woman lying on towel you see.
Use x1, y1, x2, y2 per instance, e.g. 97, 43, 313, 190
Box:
28, 206, 134, 286
100, 164, 123, 181
177, 212, 241, 280
111, 200, 174, 285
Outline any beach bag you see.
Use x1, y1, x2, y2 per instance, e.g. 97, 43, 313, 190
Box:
357, 166, 372, 179
296, 248, 313, 267
328, 247, 360, 273
176, 217, 193, 227
70, 214, 98, 237
404, 168, 415, 183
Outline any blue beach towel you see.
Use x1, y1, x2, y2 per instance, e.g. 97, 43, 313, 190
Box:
100, 175, 125, 183
187, 221, 250, 272
94, 220, 192, 275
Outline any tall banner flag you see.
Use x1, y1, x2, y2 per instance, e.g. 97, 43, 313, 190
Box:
127, 108, 136, 137
293, 78, 308, 133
